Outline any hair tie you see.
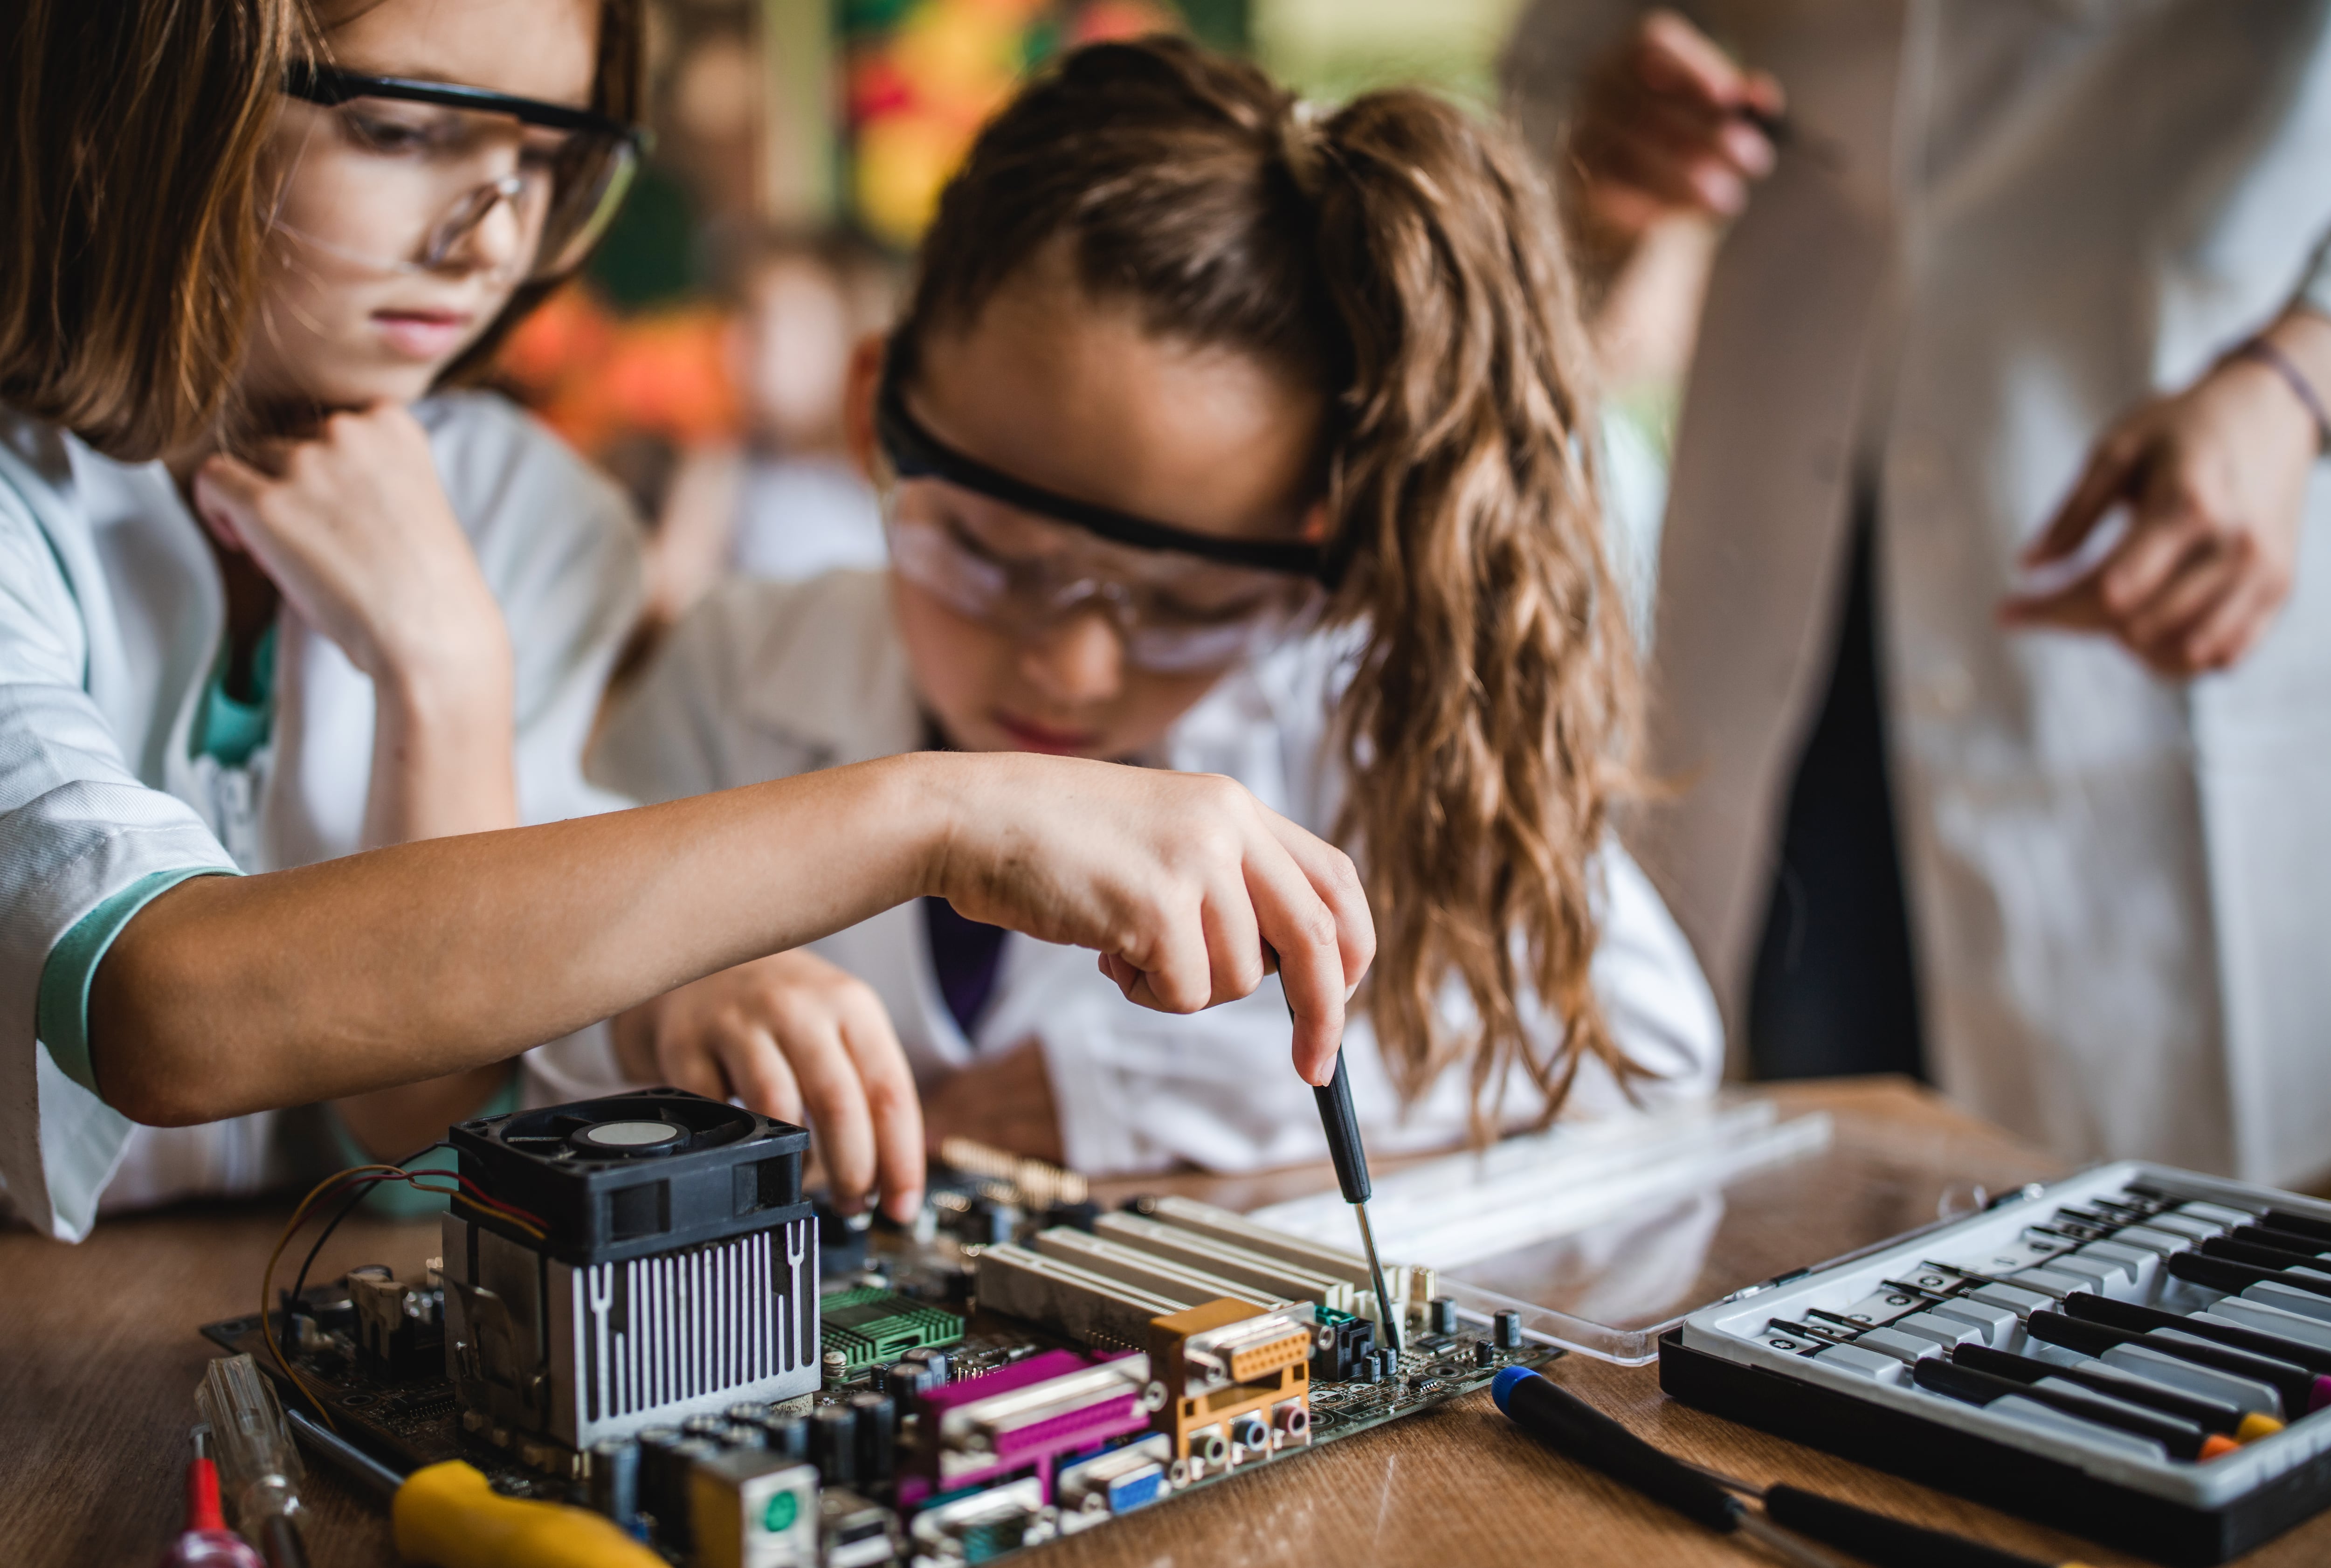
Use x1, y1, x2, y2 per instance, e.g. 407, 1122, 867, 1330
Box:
1279, 98, 1328, 197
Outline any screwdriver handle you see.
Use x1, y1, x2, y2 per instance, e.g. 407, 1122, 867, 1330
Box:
1493, 1368, 1743, 1533
393, 1461, 664, 1568
2168, 1249, 2331, 1303
1314, 1051, 1371, 1205
1762, 1485, 2067, 1568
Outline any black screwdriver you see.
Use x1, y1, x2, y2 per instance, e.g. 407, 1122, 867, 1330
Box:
1314, 1050, 1402, 1354
1491, 1367, 1840, 1567
2168, 1250, 2331, 1307
1686, 1464, 2089, 1568
2227, 1223, 2331, 1260
2023, 1310, 2321, 1416
2262, 1208, 2331, 1245
1494, 1367, 2067, 1567
2062, 1291, 2331, 1379
2200, 1234, 2331, 1277
1948, 1343, 2275, 1440
1913, 1356, 2234, 1460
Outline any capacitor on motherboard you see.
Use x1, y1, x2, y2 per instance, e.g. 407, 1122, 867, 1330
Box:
886, 1347, 949, 1397
850, 1392, 897, 1483
586, 1438, 641, 1534
1428, 1297, 1459, 1337
683, 1416, 762, 1450
964, 1195, 1016, 1246
721, 1405, 783, 1450
751, 1411, 811, 1464
642, 1435, 719, 1549
1475, 1340, 1498, 1368
1493, 1310, 1524, 1350
810, 1403, 858, 1487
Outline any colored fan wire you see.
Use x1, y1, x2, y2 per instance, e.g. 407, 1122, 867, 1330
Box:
260, 1152, 547, 1427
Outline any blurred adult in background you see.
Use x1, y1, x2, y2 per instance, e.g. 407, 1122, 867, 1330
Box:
727, 234, 892, 582
1505, 3, 2331, 1183
641, 233, 896, 633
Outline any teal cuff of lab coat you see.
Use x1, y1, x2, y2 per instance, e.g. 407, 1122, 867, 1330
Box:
36, 867, 239, 1098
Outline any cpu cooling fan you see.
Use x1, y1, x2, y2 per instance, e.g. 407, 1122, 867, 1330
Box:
442, 1089, 821, 1451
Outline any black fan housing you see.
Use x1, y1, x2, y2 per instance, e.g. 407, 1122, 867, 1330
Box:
451, 1088, 810, 1264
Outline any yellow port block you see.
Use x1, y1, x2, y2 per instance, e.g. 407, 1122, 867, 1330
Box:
1226, 1327, 1311, 1383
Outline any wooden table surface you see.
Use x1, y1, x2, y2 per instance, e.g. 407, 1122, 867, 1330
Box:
5, 1077, 2326, 1568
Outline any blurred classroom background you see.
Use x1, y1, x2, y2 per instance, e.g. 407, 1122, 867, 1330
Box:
497, 0, 1698, 633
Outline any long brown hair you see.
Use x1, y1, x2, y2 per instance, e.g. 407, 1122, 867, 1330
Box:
0, 0, 641, 463
899, 38, 1645, 1126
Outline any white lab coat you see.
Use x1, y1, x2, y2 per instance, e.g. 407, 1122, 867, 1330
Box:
1505, 0, 2331, 1183
587, 570, 1723, 1175
0, 392, 642, 1239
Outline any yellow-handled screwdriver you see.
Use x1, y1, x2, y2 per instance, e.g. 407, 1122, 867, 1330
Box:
290, 1410, 661, 1568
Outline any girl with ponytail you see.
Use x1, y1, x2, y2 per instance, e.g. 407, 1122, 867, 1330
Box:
595, 36, 1719, 1176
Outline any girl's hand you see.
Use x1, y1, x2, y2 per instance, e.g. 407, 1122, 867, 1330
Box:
1570, 9, 1784, 245
920, 755, 1373, 1088
190, 404, 510, 705
613, 951, 924, 1221
2002, 317, 2330, 677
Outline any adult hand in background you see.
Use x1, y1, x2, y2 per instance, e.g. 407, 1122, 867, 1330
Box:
1568, 9, 1784, 258
925, 755, 1373, 1089
614, 949, 924, 1221
2003, 311, 2331, 677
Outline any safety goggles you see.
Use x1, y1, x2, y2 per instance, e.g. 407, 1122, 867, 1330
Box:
875, 368, 1332, 673
277, 63, 644, 283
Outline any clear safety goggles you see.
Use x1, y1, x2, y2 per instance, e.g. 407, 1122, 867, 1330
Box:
876, 363, 1334, 674
276, 64, 644, 283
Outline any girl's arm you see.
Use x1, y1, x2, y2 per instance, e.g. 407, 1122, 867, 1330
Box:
194, 404, 532, 1154
90, 750, 1372, 1128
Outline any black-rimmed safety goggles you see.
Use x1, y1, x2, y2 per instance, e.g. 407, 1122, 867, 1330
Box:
279, 63, 646, 282
875, 358, 1338, 586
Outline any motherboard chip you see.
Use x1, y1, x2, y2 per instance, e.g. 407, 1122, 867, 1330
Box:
821, 1289, 965, 1371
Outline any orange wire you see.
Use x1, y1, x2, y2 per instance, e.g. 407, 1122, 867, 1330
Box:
257, 1163, 546, 1425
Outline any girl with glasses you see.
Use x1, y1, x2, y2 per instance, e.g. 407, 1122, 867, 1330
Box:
0, 1, 1367, 1241
593, 39, 1722, 1184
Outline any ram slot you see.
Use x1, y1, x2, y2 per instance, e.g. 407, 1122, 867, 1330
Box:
1146, 1194, 1435, 1302
1032, 1229, 1289, 1314
1090, 1214, 1354, 1312
973, 1244, 1185, 1347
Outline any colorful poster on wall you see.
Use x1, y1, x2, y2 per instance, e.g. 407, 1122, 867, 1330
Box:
842, 0, 1247, 248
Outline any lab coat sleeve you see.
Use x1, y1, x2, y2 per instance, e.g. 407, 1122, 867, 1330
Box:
1034, 840, 1723, 1175
422, 393, 647, 827
2297, 227, 2331, 321
0, 458, 240, 1241
587, 580, 795, 806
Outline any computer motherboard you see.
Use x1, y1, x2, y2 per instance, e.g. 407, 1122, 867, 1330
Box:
200, 1091, 1557, 1567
